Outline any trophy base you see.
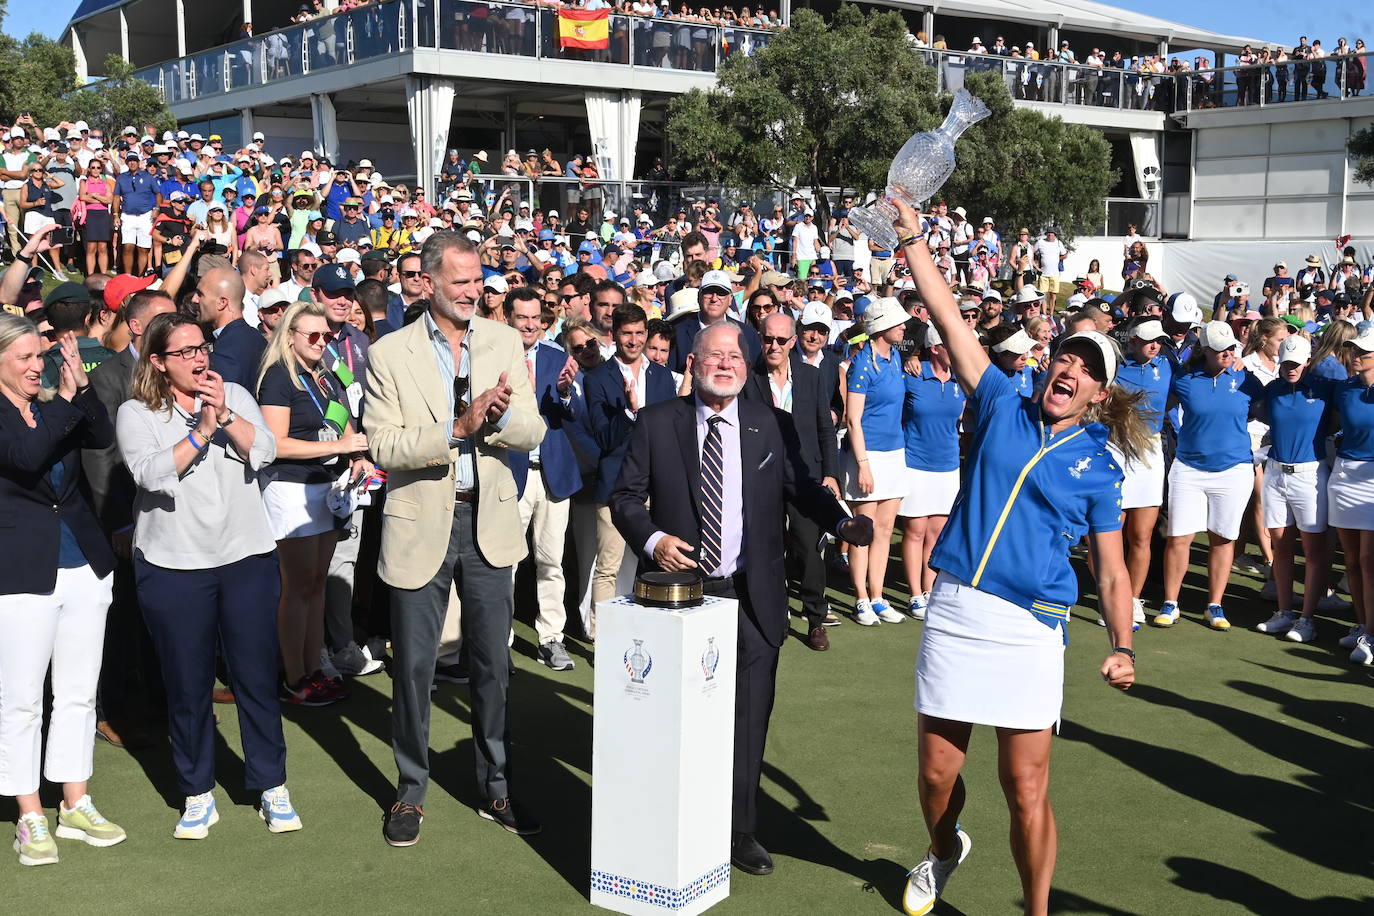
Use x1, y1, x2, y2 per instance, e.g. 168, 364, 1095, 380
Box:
847, 201, 900, 252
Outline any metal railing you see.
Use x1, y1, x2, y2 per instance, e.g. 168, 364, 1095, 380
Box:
134, 0, 778, 103
1177, 49, 1371, 111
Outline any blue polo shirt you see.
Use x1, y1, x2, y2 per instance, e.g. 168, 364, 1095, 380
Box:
159, 177, 196, 200
1115, 355, 1173, 434
847, 342, 905, 452
1334, 376, 1374, 460
1170, 366, 1264, 472
1008, 364, 1035, 397
1261, 376, 1337, 464
114, 170, 158, 215
902, 364, 965, 472
931, 364, 1122, 635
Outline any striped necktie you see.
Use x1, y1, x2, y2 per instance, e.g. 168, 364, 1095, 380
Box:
698, 415, 725, 576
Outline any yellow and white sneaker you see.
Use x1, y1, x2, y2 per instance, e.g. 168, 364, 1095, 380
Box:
903, 827, 971, 915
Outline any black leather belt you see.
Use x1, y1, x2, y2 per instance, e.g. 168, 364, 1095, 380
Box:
454, 490, 477, 503
701, 571, 746, 597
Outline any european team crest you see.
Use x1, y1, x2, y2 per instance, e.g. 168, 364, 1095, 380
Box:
624, 640, 653, 683
1068, 456, 1093, 479
702, 638, 720, 681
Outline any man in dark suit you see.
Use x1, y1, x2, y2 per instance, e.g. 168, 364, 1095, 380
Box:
610, 322, 872, 876
669, 270, 762, 373
197, 267, 266, 391
582, 304, 676, 633
793, 300, 844, 424
742, 312, 841, 651
504, 288, 586, 670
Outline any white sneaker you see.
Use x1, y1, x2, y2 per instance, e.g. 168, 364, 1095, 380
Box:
332, 641, 384, 677
854, 599, 881, 626
174, 792, 219, 840
1350, 634, 1374, 666
1233, 554, 1270, 576
259, 785, 303, 833
1256, 610, 1297, 635
907, 594, 928, 621
874, 600, 905, 624
366, 636, 389, 661
318, 649, 343, 682
1259, 578, 1278, 600
1318, 590, 1353, 612
902, 827, 971, 916
1338, 624, 1365, 649
1132, 597, 1146, 625
1285, 617, 1317, 643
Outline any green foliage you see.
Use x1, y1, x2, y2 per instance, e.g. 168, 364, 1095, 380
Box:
66, 56, 177, 138
1350, 124, 1374, 186
0, 10, 80, 126
667, 5, 1117, 241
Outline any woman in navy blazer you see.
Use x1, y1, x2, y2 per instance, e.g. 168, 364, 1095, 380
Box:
0, 315, 124, 866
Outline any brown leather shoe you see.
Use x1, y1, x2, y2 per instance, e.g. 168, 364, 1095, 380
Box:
212, 687, 236, 704
806, 625, 830, 651
95, 720, 154, 750
95, 720, 126, 748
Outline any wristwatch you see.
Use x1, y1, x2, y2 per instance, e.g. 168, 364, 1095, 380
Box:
1111, 646, 1136, 663
219, 408, 237, 427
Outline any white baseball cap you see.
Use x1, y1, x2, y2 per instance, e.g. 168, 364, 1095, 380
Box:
700, 270, 734, 294
72, 120, 89, 132
258, 287, 294, 311
1197, 320, 1239, 352
1129, 319, 1168, 342
483, 275, 509, 293
992, 328, 1035, 355
1057, 330, 1119, 383
864, 297, 906, 336
924, 324, 943, 348
1168, 292, 1203, 327
1278, 334, 1311, 365
798, 301, 833, 330
357, 158, 373, 169
252, 131, 266, 141
634, 271, 665, 288
335, 249, 362, 264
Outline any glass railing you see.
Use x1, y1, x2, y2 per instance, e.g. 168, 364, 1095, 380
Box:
134, 0, 779, 102
1177, 50, 1371, 110
925, 47, 1187, 113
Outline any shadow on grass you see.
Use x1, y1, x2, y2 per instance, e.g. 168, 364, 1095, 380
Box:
1165, 857, 1374, 914
282, 676, 399, 813
1045, 888, 1144, 915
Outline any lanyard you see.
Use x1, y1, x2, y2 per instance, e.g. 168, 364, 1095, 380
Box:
298, 371, 332, 418
327, 339, 354, 375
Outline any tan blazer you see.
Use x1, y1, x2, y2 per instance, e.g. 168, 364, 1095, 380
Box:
363, 314, 544, 590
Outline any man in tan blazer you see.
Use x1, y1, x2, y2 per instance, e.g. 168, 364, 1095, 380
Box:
363, 232, 544, 847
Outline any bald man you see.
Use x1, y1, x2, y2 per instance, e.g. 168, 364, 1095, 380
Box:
237, 249, 274, 327
197, 266, 266, 390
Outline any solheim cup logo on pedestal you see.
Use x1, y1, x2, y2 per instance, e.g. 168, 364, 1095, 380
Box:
624, 639, 653, 683
701, 637, 720, 681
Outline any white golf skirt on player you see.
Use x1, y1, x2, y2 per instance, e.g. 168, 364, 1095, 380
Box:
1329, 456, 1374, 530
842, 448, 908, 502
1110, 435, 1164, 510
1262, 458, 1328, 533
898, 467, 960, 518
1167, 460, 1253, 540
916, 572, 1065, 731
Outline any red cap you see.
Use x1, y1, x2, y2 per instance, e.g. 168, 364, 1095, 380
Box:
103, 273, 157, 312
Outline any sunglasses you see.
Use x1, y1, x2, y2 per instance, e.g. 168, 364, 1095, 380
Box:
294, 330, 337, 346
401, 270, 423, 278
569, 341, 597, 354
760, 335, 793, 346
259, 303, 288, 314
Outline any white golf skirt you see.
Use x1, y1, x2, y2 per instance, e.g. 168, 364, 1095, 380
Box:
916, 572, 1065, 731
260, 478, 336, 541
1329, 456, 1374, 531
898, 467, 960, 518
843, 448, 908, 502
1262, 458, 1328, 533
1112, 435, 1164, 510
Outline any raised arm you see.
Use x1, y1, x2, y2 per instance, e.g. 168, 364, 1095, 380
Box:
893, 198, 988, 394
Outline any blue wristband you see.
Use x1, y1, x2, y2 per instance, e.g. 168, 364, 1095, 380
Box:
187, 431, 207, 450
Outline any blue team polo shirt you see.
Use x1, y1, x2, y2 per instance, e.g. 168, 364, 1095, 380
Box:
1115, 355, 1173, 434
1261, 376, 1337, 464
931, 364, 1123, 635
114, 170, 158, 215
158, 177, 195, 200
902, 364, 965, 472
1334, 376, 1374, 460
1170, 366, 1265, 472
1008, 364, 1035, 397
847, 342, 905, 452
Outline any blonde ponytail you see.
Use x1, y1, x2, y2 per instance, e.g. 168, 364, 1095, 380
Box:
1084, 385, 1157, 465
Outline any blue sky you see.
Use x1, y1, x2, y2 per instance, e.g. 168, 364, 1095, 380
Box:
6, 0, 1374, 50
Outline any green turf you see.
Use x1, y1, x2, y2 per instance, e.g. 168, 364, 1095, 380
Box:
4, 543, 1373, 915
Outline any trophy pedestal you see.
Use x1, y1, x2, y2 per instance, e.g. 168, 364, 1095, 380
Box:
590, 595, 739, 916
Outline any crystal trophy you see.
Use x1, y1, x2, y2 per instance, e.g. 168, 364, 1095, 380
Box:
846, 88, 991, 251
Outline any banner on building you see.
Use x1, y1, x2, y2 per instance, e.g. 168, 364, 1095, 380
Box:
558, 9, 610, 49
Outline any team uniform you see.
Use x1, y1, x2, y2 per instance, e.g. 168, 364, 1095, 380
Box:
1259, 376, 1336, 533
1167, 366, 1265, 540
843, 341, 907, 502
917, 365, 1123, 730
1329, 377, 1374, 531
899, 363, 964, 518
1113, 354, 1173, 509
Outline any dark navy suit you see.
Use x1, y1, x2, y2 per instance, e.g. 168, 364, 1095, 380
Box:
582, 357, 676, 505
509, 341, 586, 501
669, 316, 762, 373
211, 317, 268, 391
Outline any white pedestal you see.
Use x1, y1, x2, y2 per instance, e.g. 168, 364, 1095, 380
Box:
590, 595, 738, 916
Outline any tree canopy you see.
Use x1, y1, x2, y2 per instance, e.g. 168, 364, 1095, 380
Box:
666, 4, 1117, 241
66, 56, 177, 138
1349, 125, 1374, 186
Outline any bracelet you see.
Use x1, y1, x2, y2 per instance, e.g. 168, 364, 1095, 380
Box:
897, 233, 920, 249
1112, 646, 1136, 663
15, 252, 31, 264
856, 457, 870, 464
187, 431, 208, 450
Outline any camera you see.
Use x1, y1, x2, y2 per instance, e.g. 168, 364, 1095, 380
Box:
1229, 282, 1249, 298
51, 226, 75, 246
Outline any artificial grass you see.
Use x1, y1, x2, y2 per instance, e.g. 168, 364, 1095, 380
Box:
4, 542, 1373, 915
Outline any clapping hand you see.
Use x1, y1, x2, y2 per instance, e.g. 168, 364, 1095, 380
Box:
196, 368, 228, 419
55, 333, 87, 401
624, 371, 639, 412
556, 356, 577, 396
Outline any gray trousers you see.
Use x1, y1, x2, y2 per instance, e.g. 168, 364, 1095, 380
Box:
324, 509, 363, 651
390, 502, 514, 805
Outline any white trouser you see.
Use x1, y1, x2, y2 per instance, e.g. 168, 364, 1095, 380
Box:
517, 468, 570, 644
0, 565, 113, 796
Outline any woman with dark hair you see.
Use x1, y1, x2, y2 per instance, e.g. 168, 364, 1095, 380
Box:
892, 200, 1138, 916
116, 313, 300, 839
0, 316, 124, 866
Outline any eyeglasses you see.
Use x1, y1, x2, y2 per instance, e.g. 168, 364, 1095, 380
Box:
699, 351, 745, 366
401, 270, 423, 278
760, 335, 793, 346
161, 343, 213, 360
296, 261, 319, 271
294, 329, 337, 346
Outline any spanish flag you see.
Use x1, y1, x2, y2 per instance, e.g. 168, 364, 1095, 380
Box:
558, 8, 609, 49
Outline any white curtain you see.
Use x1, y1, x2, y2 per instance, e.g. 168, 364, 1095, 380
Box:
310, 93, 339, 164
1129, 131, 1161, 199
407, 76, 457, 200
584, 90, 643, 181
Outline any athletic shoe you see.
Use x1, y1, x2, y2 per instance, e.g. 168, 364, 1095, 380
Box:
1132, 597, 1146, 625
55, 796, 126, 847
908, 594, 928, 621
1152, 602, 1180, 628
259, 785, 303, 833
854, 599, 881, 627
1259, 578, 1278, 601
310, 670, 350, 702
384, 802, 423, 847
1338, 624, 1365, 649
874, 600, 905, 624
333, 641, 384, 676
174, 792, 219, 840
830, 552, 850, 574
538, 640, 575, 671
1233, 554, 1270, 576
902, 826, 972, 916
14, 813, 58, 866
366, 636, 390, 662
1318, 590, 1353, 612
318, 649, 344, 683
279, 677, 337, 707
1350, 634, 1374, 666
822, 610, 843, 628
1096, 612, 1141, 632
1204, 605, 1231, 630
1256, 609, 1297, 635
1285, 617, 1317, 643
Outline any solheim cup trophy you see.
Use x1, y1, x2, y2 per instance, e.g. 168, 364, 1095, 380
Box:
846, 88, 991, 251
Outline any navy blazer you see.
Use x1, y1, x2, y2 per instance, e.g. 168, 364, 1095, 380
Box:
583, 357, 676, 505
211, 317, 268, 392
609, 395, 847, 647
669, 317, 762, 373
741, 361, 839, 484
0, 389, 117, 595
508, 341, 586, 502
